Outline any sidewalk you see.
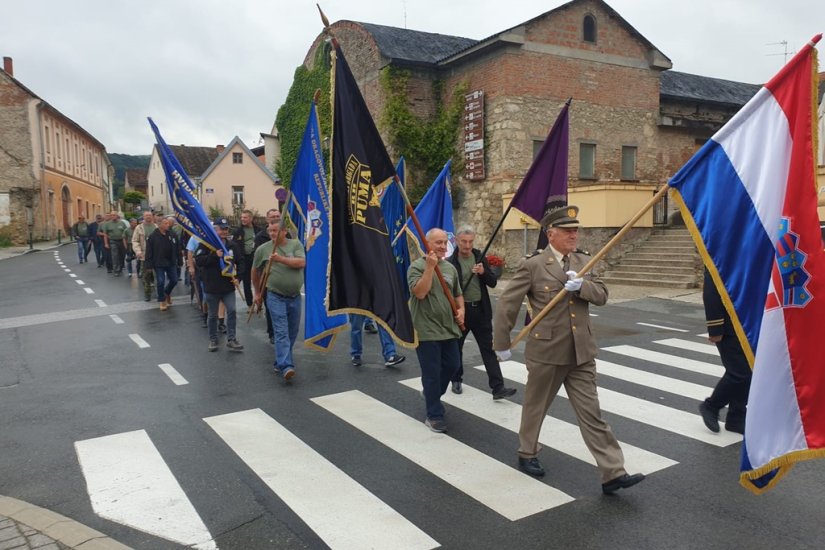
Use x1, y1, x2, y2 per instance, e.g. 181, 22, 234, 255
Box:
0, 239, 70, 261
0, 497, 128, 550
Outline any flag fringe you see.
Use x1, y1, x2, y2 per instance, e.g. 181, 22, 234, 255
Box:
327, 306, 419, 349
811, 47, 819, 195
739, 447, 825, 494
303, 325, 347, 352
671, 189, 755, 368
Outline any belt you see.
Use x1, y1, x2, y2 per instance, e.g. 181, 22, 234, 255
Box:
465, 301, 481, 307
272, 291, 300, 299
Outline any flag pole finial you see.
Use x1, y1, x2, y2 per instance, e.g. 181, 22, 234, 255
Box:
317, 4, 330, 29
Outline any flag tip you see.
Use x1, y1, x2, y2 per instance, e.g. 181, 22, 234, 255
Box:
809, 33, 822, 46
317, 4, 330, 29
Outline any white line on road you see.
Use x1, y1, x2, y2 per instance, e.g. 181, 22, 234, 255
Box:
75, 279, 85, 285
83, 288, 94, 294
636, 322, 689, 332
69, 273, 77, 278
129, 334, 150, 348
402, 377, 677, 475
75, 430, 217, 549
496, 361, 740, 447
158, 363, 188, 385
109, 314, 124, 324
595, 359, 711, 401
601, 345, 722, 377
94, 299, 107, 308
63, 269, 71, 272
654, 338, 719, 356
205, 408, 438, 550
313, 390, 574, 519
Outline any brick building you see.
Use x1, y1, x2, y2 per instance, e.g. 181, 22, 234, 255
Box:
300, 0, 762, 263
1, 56, 113, 244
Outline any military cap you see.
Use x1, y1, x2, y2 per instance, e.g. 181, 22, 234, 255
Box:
541, 205, 580, 229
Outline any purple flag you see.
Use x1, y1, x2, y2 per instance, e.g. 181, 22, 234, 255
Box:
510, 100, 570, 224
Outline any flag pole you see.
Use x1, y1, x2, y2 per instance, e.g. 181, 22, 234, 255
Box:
509, 184, 670, 348
477, 98, 572, 261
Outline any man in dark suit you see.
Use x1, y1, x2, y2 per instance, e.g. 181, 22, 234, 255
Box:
493, 205, 644, 494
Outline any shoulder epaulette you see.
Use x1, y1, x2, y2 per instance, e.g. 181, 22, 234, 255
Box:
525, 248, 543, 259
574, 248, 591, 256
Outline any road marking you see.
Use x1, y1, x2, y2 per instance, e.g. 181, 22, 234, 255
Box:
601, 345, 723, 377
75, 430, 216, 549
402, 378, 677, 475
69, 273, 77, 278
313, 390, 573, 519
496, 361, 740, 447
697, 332, 709, 338
0, 300, 156, 330
654, 338, 719, 356
94, 299, 107, 308
109, 314, 124, 324
589, 313, 599, 317
205, 408, 437, 550
75, 279, 85, 285
636, 322, 689, 332
158, 363, 188, 385
595, 359, 711, 401
83, 288, 95, 294
129, 334, 150, 348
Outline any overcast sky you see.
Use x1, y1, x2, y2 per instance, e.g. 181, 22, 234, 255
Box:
1, 0, 821, 155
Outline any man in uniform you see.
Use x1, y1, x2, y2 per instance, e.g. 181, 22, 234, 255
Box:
493, 205, 644, 494
101, 211, 127, 276
132, 211, 157, 301
233, 209, 262, 308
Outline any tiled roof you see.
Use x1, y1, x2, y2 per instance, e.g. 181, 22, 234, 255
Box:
167, 145, 220, 178
354, 21, 476, 66
660, 71, 760, 107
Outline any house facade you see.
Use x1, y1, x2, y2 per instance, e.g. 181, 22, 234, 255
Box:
1, 56, 112, 244
199, 136, 283, 217
300, 0, 766, 260
146, 144, 220, 214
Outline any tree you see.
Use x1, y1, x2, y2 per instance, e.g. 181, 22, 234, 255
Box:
123, 191, 146, 205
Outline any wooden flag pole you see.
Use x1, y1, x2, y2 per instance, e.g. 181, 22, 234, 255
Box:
510, 185, 670, 348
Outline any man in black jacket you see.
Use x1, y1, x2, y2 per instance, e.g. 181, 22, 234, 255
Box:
145, 217, 182, 311
232, 209, 262, 308
197, 218, 244, 352
449, 226, 516, 400
699, 269, 752, 434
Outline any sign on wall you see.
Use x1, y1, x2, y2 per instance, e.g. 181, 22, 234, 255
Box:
463, 90, 485, 181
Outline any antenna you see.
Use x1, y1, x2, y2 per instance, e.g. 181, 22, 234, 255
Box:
765, 40, 794, 63
402, 0, 407, 28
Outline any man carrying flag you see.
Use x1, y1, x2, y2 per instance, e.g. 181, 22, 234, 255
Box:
668, 34, 825, 493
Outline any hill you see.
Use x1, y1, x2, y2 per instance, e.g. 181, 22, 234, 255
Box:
109, 153, 150, 200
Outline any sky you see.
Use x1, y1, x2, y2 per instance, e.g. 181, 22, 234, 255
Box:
1, 0, 822, 155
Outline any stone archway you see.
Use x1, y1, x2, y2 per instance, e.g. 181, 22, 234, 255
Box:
61, 184, 71, 237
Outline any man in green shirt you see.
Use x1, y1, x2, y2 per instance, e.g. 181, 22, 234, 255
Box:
101, 211, 127, 276
71, 215, 89, 264
252, 220, 306, 382
234, 209, 262, 308
408, 228, 464, 433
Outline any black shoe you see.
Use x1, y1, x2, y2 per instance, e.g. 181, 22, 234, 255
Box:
364, 323, 378, 334
208, 339, 218, 352
425, 417, 447, 433
493, 387, 517, 400
725, 416, 745, 434
699, 401, 720, 433
384, 354, 405, 367
144, 295, 151, 302
351, 356, 362, 367
268, 335, 275, 345
602, 473, 645, 494
451, 381, 463, 394
226, 339, 244, 352
518, 457, 545, 477
218, 321, 227, 334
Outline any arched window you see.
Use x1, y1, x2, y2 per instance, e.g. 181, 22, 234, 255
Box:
583, 15, 597, 43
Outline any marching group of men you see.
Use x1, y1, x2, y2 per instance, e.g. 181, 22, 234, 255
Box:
69, 201, 751, 494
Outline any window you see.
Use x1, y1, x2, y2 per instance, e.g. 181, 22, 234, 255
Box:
232, 152, 243, 164
583, 15, 597, 43
621, 146, 637, 180
532, 140, 544, 161
232, 186, 245, 205
45, 126, 50, 154
56, 132, 61, 159
579, 143, 596, 179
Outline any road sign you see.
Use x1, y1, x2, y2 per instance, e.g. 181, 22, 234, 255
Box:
463, 90, 485, 181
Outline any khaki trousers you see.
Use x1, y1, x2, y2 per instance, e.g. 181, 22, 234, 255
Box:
518, 358, 626, 483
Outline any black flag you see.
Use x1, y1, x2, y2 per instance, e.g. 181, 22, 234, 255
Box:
327, 45, 416, 347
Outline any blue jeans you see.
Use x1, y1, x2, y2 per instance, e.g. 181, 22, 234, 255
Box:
205, 291, 236, 341
350, 314, 395, 360
92, 238, 104, 265
266, 292, 302, 372
154, 265, 178, 302
76, 238, 89, 262
415, 339, 460, 420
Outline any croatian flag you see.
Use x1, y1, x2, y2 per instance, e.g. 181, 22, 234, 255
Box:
669, 34, 824, 493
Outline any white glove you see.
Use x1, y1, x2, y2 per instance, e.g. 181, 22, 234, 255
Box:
495, 349, 512, 362
564, 270, 583, 292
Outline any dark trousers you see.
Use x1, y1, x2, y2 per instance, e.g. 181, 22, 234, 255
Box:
241, 254, 254, 306
263, 290, 273, 338
415, 339, 460, 420
707, 335, 752, 422
453, 304, 505, 392
109, 240, 125, 274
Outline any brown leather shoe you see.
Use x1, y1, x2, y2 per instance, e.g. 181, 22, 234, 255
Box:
159, 301, 168, 311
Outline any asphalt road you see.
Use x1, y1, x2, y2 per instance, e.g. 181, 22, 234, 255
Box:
1, 247, 824, 549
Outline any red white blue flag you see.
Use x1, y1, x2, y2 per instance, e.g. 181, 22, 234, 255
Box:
668, 35, 824, 493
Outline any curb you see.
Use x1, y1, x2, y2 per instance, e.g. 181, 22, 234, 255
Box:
0, 496, 131, 549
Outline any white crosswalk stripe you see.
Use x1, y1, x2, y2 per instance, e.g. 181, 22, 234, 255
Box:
494, 361, 741, 446
204, 408, 438, 550
398, 378, 677, 475
601, 344, 723, 377
654, 337, 719, 356
312, 390, 574, 520
595, 359, 711, 401
75, 430, 217, 549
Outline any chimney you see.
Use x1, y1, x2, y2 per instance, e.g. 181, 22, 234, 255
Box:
2, 57, 13, 77
216, 145, 225, 153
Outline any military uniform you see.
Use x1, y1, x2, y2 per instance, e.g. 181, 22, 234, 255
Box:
493, 205, 632, 487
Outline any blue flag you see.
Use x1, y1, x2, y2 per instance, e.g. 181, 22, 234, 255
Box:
409, 160, 455, 256
380, 157, 411, 300
147, 118, 235, 278
287, 103, 347, 351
